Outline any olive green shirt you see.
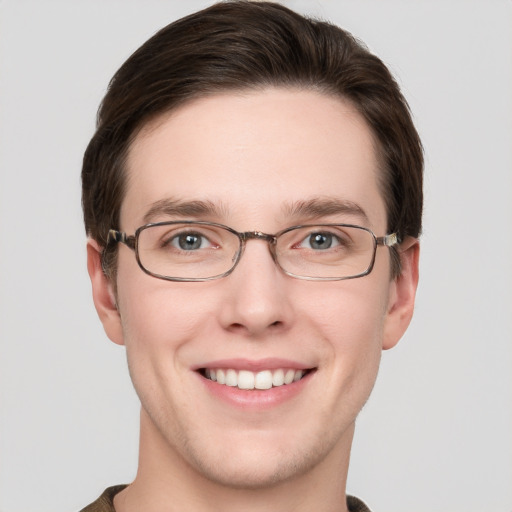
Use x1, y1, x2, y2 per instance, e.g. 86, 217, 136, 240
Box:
80, 485, 372, 512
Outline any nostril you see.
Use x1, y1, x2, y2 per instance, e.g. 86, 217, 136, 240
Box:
228, 322, 245, 332
226, 319, 283, 335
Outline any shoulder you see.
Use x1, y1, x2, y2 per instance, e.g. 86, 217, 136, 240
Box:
79, 485, 127, 512
347, 495, 373, 512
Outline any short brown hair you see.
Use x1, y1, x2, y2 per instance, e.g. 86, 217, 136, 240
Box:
82, 0, 423, 277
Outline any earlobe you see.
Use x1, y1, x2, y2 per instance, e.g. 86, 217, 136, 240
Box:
382, 237, 420, 350
86, 239, 125, 346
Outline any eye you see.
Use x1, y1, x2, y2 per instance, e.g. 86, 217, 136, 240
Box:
299, 231, 340, 250
170, 232, 211, 251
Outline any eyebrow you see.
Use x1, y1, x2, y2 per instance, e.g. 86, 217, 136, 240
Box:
282, 197, 369, 224
142, 196, 369, 225
143, 198, 227, 224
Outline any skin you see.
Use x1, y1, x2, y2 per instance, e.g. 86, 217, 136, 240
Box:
87, 88, 419, 512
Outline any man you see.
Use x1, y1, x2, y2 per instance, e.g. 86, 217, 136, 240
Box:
81, 1, 422, 511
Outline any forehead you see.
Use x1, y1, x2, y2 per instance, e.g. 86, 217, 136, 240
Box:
122, 88, 385, 231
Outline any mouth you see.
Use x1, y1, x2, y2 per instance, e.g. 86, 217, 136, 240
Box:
199, 367, 314, 391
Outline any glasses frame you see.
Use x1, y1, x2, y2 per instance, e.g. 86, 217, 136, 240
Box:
107, 220, 399, 282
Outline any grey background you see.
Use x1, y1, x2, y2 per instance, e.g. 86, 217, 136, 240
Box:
1, 1, 511, 511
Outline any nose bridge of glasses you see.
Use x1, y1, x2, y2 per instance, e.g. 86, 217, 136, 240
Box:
237, 231, 278, 263
240, 231, 277, 244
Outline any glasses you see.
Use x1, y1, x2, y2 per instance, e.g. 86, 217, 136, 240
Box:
107, 221, 399, 282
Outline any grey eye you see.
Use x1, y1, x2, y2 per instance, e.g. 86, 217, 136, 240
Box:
305, 232, 338, 250
174, 233, 207, 250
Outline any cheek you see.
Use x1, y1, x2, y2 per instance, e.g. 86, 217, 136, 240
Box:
299, 279, 389, 386
115, 250, 217, 343
118, 284, 214, 352
115, 277, 213, 413
299, 276, 389, 342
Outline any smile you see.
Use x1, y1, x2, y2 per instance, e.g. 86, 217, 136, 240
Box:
202, 368, 309, 390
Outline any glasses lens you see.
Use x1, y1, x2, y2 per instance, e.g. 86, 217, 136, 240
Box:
276, 225, 376, 279
137, 223, 240, 280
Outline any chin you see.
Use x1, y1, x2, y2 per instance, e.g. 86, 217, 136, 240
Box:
179, 427, 342, 490
187, 448, 317, 490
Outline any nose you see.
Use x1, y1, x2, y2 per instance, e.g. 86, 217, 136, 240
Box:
218, 238, 293, 337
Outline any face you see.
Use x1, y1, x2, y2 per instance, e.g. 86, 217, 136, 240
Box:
89, 88, 418, 489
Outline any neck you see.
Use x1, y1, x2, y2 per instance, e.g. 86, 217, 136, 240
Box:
115, 409, 353, 512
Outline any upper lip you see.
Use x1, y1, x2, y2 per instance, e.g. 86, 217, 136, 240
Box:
192, 358, 314, 372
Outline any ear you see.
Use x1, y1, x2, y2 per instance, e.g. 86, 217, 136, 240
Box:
86, 239, 125, 346
382, 237, 420, 350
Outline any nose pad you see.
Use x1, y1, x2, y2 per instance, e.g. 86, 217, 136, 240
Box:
219, 239, 292, 337
233, 232, 278, 270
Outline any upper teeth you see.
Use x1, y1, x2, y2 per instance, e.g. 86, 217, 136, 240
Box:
205, 368, 304, 390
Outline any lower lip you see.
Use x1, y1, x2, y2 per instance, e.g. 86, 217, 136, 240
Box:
198, 371, 314, 410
